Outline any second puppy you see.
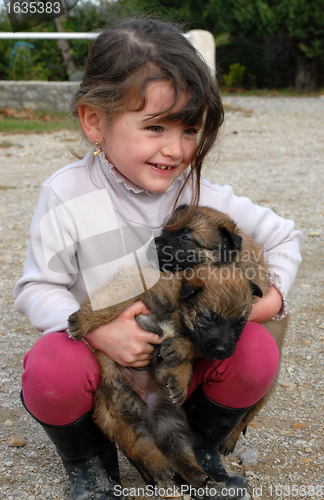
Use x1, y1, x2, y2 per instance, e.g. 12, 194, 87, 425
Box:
68, 264, 262, 487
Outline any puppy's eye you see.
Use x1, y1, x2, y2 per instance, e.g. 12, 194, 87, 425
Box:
181, 235, 191, 242
198, 312, 214, 324
237, 320, 247, 333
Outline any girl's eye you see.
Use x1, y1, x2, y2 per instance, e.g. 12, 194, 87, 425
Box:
184, 127, 198, 135
147, 125, 163, 133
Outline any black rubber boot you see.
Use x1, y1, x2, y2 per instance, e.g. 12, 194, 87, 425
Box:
183, 386, 252, 500
21, 392, 123, 500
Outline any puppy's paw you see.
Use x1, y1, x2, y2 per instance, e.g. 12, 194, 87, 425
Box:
159, 339, 181, 366
68, 311, 85, 340
155, 464, 175, 482
136, 313, 163, 336
196, 473, 216, 489
68, 305, 94, 340
120, 388, 144, 416
183, 468, 216, 489
218, 432, 239, 456
161, 374, 187, 405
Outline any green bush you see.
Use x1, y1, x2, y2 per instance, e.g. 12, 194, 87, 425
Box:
222, 63, 247, 88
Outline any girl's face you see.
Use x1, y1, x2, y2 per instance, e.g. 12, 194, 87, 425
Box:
100, 81, 200, 194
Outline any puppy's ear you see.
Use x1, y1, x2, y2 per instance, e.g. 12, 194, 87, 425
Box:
175, 204, 189, 214
167, 204, 189, 226
219, 227, 242, 251
250, 282, 263, 298
179, 280, 203, 300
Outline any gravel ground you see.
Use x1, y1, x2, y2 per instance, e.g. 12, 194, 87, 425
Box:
1, 95, 323, 500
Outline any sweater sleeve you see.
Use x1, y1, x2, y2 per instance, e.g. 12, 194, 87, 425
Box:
200, 182, 303, 318
14, 183, 82, 334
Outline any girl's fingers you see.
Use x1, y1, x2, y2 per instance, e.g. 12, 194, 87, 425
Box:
123, 301, 152, 318
147, 332, 164, 345
122, 301, 163, 345
119, 352, 152, 368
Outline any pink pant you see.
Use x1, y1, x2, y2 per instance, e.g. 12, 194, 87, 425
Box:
22, 323, 279, 425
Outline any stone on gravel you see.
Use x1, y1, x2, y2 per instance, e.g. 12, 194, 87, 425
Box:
239, 449, 259, 466
292, 422, 306, 430
8, 434, 27, 447
278, 380, 297, 388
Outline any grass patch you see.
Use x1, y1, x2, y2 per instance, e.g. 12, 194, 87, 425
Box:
223, 103, 253, 115
0, 118, 71, 133
0, 140, 14, 148
0, 109, 74, 134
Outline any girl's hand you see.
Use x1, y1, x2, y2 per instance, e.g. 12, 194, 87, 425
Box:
83, 301, 163, 367
248, 285, 283, 323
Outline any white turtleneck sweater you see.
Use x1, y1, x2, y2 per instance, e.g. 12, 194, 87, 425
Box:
14, 152, 302, 334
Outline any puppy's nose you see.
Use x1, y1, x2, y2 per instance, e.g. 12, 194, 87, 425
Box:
212, 346, 228, 357
154, 241, 162, 251
209, 344, 233, 359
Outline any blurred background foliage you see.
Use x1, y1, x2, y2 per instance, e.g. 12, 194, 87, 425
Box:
0, 0, 323, 91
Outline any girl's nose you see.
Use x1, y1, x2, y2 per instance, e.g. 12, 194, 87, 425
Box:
161, 134, 183, 161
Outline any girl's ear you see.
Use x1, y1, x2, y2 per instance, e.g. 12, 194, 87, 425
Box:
78, 105, 104, 144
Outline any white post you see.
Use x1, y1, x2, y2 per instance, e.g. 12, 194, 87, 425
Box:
185, 30, 216, 76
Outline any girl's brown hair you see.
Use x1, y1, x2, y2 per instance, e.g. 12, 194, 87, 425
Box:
72, 17, 224, 230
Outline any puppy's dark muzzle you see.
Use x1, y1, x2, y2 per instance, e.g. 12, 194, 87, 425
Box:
202, 345, 235, 360
194, 338, 236, 360
146, 239, 167, 270
146, 239, 177, 272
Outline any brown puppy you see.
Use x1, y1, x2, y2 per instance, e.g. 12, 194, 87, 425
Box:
68, 264, 262, 486
149, 204, 289, 455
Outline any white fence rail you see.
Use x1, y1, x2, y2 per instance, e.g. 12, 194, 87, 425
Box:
0, 30, 215, 73
0, 31, 98, 39
0, 30, 215, 111
0, 30, 215, 72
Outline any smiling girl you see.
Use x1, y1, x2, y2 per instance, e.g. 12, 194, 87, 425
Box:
14, 17, 302, 500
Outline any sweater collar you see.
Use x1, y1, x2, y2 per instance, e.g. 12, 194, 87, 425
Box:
98, 152, 185, 196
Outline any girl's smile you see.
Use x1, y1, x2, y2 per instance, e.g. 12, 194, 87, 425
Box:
99, 81, 200, 193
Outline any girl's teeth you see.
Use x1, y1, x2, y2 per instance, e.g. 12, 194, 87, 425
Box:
156, 165, 172, 170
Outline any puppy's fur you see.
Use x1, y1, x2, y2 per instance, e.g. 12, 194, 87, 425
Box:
68, 264, 261, 485
150, 204, 289, 455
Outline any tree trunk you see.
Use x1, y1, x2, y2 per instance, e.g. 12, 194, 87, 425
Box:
54, 17, 77, 79
295, 50, 318, 92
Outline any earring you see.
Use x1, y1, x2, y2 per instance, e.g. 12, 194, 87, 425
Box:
93, 140, 101, 156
